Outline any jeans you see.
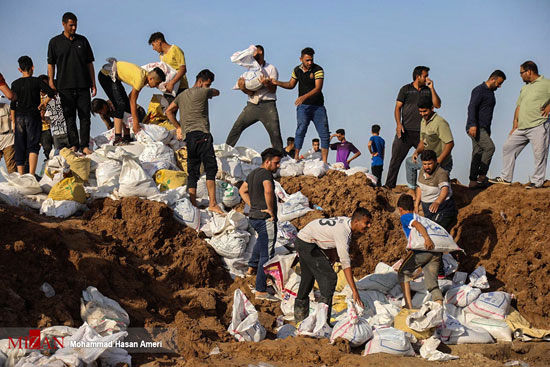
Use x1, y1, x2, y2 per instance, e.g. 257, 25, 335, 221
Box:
294, 238, 337, 323
98, 71, 130, 119
295, 104, 330, 150
248, 219, 277, 292
185, 131, 218, 189
398, 250, 443, 301
469, 128, 495, 181
226, 101, 283, 152
385, 130, 420, 188
406, 157, 453, 189
58, 88, 91, 150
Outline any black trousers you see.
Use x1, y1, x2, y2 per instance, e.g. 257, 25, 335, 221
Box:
98, 72, 130, 119
371, 165, 383, 187
294, 238, 337, 323
385, 130, 420, 188
185, 131, 218, 189
421, 198, 458, 232
41, 129, 53, 160
58, 88, 91, 150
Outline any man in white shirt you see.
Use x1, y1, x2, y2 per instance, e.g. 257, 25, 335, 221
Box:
300, 138, 322, 160
225, 45, 284, 152
294, 208, 371, 323
0, 99, 16, 173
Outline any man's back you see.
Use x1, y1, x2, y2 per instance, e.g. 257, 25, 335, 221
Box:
370, 135, 385, 166
175, 87, 212, 135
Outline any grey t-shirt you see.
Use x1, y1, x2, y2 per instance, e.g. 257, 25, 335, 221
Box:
174, 87, 213, 136
246, 167, 277, 221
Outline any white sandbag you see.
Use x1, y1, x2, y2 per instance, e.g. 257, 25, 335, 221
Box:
273, 180, 290, 201
452, 271, 468, 286
263, 253, 298, 296
465, 291, 512, 320
277, 191, 312, 222
444, 285, 481, 307
40, 198, 86, 218
438, 279, 454, 294
0, 168, 42, 195
365, 300, 401, 328
468, 266, 490, 289
148, 186, 187, 206
442, 253, 459, 276
363, 327, 416, 356
303, 160, 329, 178
279, 158, 304, 177
437, 314, 494, 344
234, 146, 262, 164
276, 221, 298, 247
355, 272, 398, 293
344, 166, 369, 176
467, 318, 512, 342
81, 287, 130, 335
93, 128, 115, 148
298, 303, 332, 339
406, 214, 463, 252
280, 271, 301, 318
230, 45, 265, 91
406, 301, 444, 331
217, 157, 244, 181
276, 324, 297, 339
228, 289, 266, 342
95, 160, 122, 187
136, 123, 171, 144
141, 61, 179, 96
195, 176, 226, 207
330, 300, 373, 347
39, 171, 64, 193
208, 229, 250, 258
139, 142, 176, 166
355, 289, 389, 314
118, 156, 159, 198
411, 290, 433, 309
217, 180, 241, 208
419, 336, 459, 361
118, 141, 145, 159
173, 198, 201, 231
208, 209, 248, 236
330, 162, 346, 170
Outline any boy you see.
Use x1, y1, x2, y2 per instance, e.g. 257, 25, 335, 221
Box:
10, 56, 55, 175
284, 137, 296, 158
368, 124, 385, 187
329, 128, 361, 169
91, 98, 146, 140
396, 193, 443, 309
300, 138, 322, 160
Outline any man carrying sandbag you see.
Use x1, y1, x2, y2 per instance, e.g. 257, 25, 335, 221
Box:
293, 209, 371, 323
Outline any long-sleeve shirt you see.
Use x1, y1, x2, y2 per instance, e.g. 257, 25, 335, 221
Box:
297, 217, 352, 269
10, 77, 55, 115
466, 82, 496, 135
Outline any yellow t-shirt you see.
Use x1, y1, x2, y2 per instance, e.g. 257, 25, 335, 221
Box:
160, 45, 189, 90
116, 61, 147, 91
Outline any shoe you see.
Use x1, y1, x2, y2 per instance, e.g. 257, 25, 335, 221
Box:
113, 136, 129, 146
526, 182, 542, 189
255, 293, 279, 302
488, 177, 511, 185
122, 135, 133, 144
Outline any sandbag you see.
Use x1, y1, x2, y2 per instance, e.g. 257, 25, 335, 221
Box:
146, 94, 169, 122
276, 324, 297, 340
437, 314, 494, 344
228, 289, 266, 342
452, 271, 468, 286
48, 177, 87, 204
93, 128, 115, 147
444, 285, 481, 307
419, 336, 459, 361
406, 301, 444, 332
40, 198, 87, 218
263, 253, 297, 297
39, 170, 64, 193
175, 147, 188, 173
141, 161, 175, 177
154, 169, 187, 191
363, 327, 416, 356
118, 156, 159, 198
217, 180, 241, 208
0, 168, 42, 195
136, 123, 171, 144
394, 308, 434, 340
468, 266, 490, 289
95, 160, 122, 187
208, 229, 251, 259
173, 198, 200, 231
81, 286, 130, 335
355, 272, 398, 293
206, 210, 248, 236
467, 318, 512, 342
217, 156, 244, 181
279, 159, 304, 177
407, 214, 463, 252
139, 142, 177, 167
330, 300, 373, 347
365, 300, 400, 328
298, 303, 332, 339
141, 62, 179, 96
277, 191, 312, 221
465, 291, 511, 320
60, 148, 91, 182
303, 160, 329, 178
442, 253, 459, 276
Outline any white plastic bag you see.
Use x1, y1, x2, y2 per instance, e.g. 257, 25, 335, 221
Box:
279, 158, 304, 177
118, 156, 160, 198
406, 301, 444, 331
419, 336, 459, 361
40, 198, 86, 218
139, 142, 176, 166
330, 300, 373, 347
217, 180, 241, 208
444, 285, 481, 307
1, 168, 42, 195
136, 124, 171, 144
468, 266, 490, 289
80, 286, 130, 335
208, 229, 251, 258
277, 191, 312, 222
465, 291, 511, 320
95, 160, 122, 187
298, 303, 332, 339
407, 214, 463, 252
466, 318, 512, 342
173, 198, 201, 231
437, 314, 494, 344
303, 160, 329, 178
363, 327, 416, 356
141, 61, 179, 96
228, 289, 266, 342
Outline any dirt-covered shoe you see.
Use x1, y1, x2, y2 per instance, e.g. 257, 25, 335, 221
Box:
488, 177, 511, 185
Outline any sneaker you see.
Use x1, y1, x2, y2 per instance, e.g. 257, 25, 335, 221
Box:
488, 177, 511, 185
255, 293, 279, 302
113, 136, 129, 146
526, 182, 542, 189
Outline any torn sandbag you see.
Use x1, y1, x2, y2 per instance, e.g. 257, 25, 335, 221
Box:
468, 266, 490, 289
228, 289, 266, 342
80, 286, 130, 335
406, 301, 444, 331
419, 336, 459, 361
330, 300, 373, 347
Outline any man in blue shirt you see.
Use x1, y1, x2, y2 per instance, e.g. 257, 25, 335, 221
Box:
368, 124, 385, 186
466, 70, 506, 188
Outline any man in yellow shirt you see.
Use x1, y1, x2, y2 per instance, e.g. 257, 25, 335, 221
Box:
148, 32, 189, 97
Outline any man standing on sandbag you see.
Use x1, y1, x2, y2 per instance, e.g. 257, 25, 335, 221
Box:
239, 148, 283, 302
273, 47, 330, 163
293, 209, 371, 323
226, 45, 284, 152
165, 69, 224, 214
385, 66, 441, 188
47, 12, 96, 154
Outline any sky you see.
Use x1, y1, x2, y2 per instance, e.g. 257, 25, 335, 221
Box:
1, 0, 549, 184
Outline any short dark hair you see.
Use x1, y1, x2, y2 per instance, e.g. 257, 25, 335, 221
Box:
521, 61, 538, 74
420, 149, 437, 162
91, 98, 109, 116
413, 66, 430, 81
397, 194, 414, 211
18, 56, 33, 72
372, 124, 381, 134
287, 137, 295, 143
38, 74, 48, 83
261, 148, 283, 162
151, 67, 166, 82
489, 70, 506, 81
301, 47, 315, 57
196, 69, 215, 82
352, 207, 372, 222
336, 128, 345, 135
148, 32, 166, 45
255, 45, 264, 53
62, 12, 77, 23
417, 97, 434, 109
312, 138, 319, 143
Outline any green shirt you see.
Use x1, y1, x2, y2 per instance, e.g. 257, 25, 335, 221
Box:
420, 112, 454, 167
516, 75, 550, 130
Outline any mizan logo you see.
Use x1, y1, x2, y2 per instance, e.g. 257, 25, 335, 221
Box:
8, 329, 64, 350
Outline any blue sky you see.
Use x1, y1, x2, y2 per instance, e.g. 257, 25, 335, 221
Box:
1, 0, 549, 184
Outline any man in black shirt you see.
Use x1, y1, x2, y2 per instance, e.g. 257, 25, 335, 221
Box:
385, 66, 441, 188
239, 148, 282, 302
466, 70, 506, 188
48, 12, 96, 154
284, 136, 296, 158
273, 47, 329, 163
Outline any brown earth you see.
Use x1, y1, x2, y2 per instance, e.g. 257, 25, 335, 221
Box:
0, 172, 548, 366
